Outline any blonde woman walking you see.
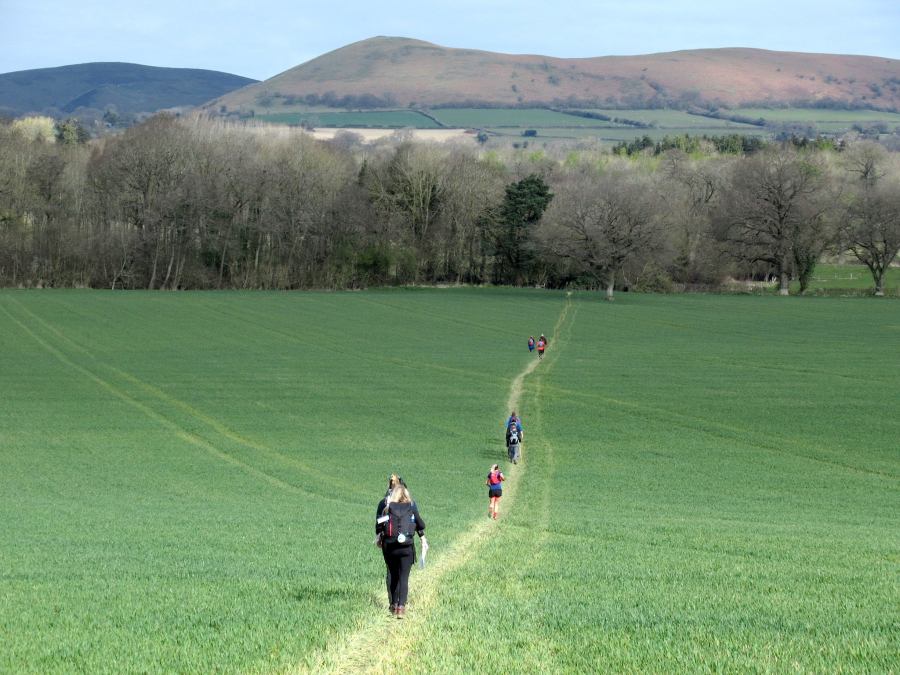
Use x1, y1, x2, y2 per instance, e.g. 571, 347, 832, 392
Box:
376, 484, 427, 618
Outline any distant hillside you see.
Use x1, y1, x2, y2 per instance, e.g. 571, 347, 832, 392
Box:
208, 37, 900, 114
0, 63, 257, 117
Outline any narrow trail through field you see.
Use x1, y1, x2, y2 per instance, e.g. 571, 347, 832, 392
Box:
300, 296, 573, 675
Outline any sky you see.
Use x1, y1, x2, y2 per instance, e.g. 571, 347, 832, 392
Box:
1, 0, 899, 80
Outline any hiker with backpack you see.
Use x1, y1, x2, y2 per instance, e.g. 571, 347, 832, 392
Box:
486, 464, 505, 519
505, 411, 523, 439
375, 483, 427, 618
528, 336, 535, 353
505, 411, 523, 462
375, 474, 405, 606
507, 423, 522, 463
537, 336, 546, 360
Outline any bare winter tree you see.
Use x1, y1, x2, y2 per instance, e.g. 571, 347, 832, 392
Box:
841, 142, 900, 296
659, 149, 727, 283
713, 145, 833, 295
543, 168, 661, 300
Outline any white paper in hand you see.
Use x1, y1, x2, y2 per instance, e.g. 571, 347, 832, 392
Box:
420, 538, 429, 569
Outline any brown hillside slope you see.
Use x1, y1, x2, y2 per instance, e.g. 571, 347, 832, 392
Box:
208, 36, 900, 112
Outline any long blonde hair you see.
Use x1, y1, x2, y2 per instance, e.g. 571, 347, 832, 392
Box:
382, 484, 412, 515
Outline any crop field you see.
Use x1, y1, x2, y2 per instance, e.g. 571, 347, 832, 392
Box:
428, 108, 630, 128
1, 289, 898, 672
256, 110, 441, 128
727, 108, 900, 124
726, 108, 900, 133
486, 126, 768, 142
583, 109, 762, 129
799, 263, 900, 293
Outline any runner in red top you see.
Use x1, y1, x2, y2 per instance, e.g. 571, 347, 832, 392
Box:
486, 464, 506, 520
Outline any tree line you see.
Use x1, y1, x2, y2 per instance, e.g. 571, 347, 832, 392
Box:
1, 115, 898, 297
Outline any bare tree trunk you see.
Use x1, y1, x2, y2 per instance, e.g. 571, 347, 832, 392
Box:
779, 270, 790, 296
148, 233, 162, 290
606, 270, 616, 301
174, 256, 185, 289
162, 244, 176, 289
874, 267, 885, 296
218, 243, 228, 289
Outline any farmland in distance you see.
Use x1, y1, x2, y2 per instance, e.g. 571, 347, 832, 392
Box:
251, 105, 900, 144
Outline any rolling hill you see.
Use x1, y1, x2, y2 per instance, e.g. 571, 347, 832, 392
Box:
0, 62, 257, 117
208, 36, 900, 114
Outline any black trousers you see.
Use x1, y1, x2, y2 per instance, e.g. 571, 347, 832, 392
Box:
382, 543, 415, 607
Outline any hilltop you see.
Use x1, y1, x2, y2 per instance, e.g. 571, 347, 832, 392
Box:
0, 62, 257, 118
208, 37, 900, 114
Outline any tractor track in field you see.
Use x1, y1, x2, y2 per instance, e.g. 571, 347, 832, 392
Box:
300, 295, 573, 675
0, 298, 362, 503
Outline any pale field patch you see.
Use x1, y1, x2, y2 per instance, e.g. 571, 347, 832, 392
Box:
304, 127, 477, 144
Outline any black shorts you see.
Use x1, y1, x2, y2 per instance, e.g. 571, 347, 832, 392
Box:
489, 487, 502, 498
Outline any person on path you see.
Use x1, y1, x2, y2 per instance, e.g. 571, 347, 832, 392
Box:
376, 483, 427, 618
528, 336, 535, 353
537, 336, 546, 360
486, 464, 506, 519
505, 411, 522, 435
375, 474, 405, 606
505, 412, 524, 463
505, 411, 523, 444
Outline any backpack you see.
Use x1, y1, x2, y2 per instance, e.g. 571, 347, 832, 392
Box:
382, 502, 416, 546
508, 428, 520, 445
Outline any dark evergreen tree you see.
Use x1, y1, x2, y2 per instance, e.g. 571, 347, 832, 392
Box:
493, 174, 553, 285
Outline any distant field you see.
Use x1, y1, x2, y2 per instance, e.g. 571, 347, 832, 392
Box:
258, 107, 769, 134
725, 107, 900, 133
257, 110, 441, 128
727, 108, 900, 124
584, 109, 761, 129
487, 126, 768, 142
429, 108, 627, 128
1, 289, 897, 672
796, 263, 900, 293
254, 106, 900, 139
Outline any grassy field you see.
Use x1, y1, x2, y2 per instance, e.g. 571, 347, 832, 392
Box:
800, 263, 900, 292
428, 108, 629, 128
727, 108, 900, 124
1, 289, 897, 672
256, 110, 441, 128
584, 109, 762, 129
254, 106, 900, 142
487, 126, 768, 142
726, 108, 900, 134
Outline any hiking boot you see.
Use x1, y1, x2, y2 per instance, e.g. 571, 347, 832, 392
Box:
389, 603, 396, 614
395, 605, 405, 618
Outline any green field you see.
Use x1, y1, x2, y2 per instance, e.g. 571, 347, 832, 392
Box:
1, 290, 898, 672
800, 263, 900, 293
487, 126, 768, 142
257, 110, 441, 128
254, 106, 900, 140
726, 108, 900, 133
584, 109, 762, 129
429, 108, 629, 128
727, 108, 900, 124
